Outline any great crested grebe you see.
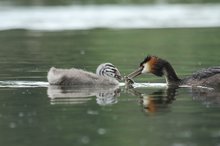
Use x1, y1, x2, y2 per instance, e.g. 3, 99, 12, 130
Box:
47, 63, 122, 86
127, 56, 220, 88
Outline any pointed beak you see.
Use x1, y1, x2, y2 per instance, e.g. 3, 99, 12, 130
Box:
127, 67, 143, 79
114, 69, 123, 81
115, 74, 123, 81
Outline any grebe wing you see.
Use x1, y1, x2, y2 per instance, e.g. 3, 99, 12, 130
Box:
191, 67, 220, 80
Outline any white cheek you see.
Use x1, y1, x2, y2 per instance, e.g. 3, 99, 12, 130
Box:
141, 63, 150, 74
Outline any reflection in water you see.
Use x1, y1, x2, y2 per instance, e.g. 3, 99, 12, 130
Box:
47, 85, 120, 106
126, 87, 177, 113
0, 80, 219, 109
126, 85, 220, 113
190, 87, 220, 107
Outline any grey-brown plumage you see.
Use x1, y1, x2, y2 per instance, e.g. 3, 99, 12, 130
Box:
182, 67, 220, 88
47, 63, 121, 86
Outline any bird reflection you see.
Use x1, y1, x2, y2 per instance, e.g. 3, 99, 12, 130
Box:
47, 83, 220, 110
127, 85, 220, 113
189, 87, 220, 107
126, 87, 177, 113
47, 85, 120, 106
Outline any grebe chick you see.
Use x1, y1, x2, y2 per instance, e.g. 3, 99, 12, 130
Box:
47, 63, 122, 86
127, 56, 220, 88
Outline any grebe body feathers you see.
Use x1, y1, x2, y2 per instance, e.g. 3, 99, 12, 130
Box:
48, 63, 121, 86
182, 67, 220, 87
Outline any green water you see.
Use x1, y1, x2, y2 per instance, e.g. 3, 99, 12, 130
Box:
0, 28, 220, 146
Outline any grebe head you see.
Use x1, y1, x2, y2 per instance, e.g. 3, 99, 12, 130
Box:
128, 56, 165, 78
96, 63, 122, 81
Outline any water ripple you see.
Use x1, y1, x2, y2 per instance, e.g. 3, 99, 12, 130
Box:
0, 81, 49, 88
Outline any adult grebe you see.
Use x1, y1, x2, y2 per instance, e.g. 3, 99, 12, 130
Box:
127, 56, 220, 88
47, 63, 122, 86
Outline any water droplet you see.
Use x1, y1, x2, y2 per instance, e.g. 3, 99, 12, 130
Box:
97, 128, 106, 135
178, 130, 192, 138
80, 50, 85, 55
9, 122, 16, 128
139, 139, 147, 146
18, 112, 24, 117
172, 143, 186, 146
112, 115, 118, 120
80, 136, 90, 144
87, 110, 99, 115
211, 130, 220, 137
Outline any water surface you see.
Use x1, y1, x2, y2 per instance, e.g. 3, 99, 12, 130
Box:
0, 27, 220, 146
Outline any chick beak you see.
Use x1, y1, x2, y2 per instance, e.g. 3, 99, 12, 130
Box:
115, 75, 123, 81
115, 70, 123, 81
127, 67, 143, 79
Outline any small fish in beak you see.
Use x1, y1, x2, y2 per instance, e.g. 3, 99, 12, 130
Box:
124, 76, 134, 84
124, 67, 143, 87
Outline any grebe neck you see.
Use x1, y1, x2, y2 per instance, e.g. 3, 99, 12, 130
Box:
162, 61, 182, 85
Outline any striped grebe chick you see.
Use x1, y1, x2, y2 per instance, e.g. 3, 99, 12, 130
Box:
47, 63, 122, 86
127, 56, 220, 89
